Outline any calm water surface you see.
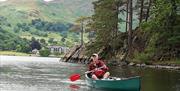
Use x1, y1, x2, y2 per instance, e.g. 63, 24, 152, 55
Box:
0, 55, 180, 91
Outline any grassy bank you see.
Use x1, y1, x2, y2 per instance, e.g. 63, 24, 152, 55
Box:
0, 51, 63, 58
131, 58, 180, 66
0, 51, 30, 56
153, 59, 180, 65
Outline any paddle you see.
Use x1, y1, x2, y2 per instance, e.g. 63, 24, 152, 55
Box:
69, 66, 104, 81
69, 71, 93, 81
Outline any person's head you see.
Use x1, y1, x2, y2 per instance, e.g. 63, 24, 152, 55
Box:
91, 53, 99, 63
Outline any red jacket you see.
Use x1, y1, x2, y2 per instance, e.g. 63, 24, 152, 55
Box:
88, 60, 108, 78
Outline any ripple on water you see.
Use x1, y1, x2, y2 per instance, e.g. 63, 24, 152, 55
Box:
59, 79, 86, 85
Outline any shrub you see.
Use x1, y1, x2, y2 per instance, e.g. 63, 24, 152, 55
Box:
39, 49, 51, 57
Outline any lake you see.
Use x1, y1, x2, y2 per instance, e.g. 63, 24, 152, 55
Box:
0, 55, 180, 91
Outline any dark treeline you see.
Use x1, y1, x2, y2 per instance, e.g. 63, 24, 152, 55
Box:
31, 18, 73, 32
86, 0, 180, 62
15, 18, 73, 32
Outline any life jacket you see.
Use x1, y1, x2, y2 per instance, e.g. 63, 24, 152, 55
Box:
94, 69, 105, 77
88, 60, 108, 78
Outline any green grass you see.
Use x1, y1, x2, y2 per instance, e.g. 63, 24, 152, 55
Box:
0, 0, 93, 23
0, 51, 29, 56
132, 55, 180, 65
154, 59, 180, 65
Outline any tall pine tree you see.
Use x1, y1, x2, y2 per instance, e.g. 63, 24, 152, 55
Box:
90, 0, 120, 54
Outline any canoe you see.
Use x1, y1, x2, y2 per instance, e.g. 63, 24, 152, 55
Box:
85, 74, 141, 91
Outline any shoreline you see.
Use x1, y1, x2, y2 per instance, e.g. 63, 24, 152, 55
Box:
1, 55, 179, 70
107, 61, 180, 71
115, 61, 180, 70
0, 55, 61, 62
135, 64, 180, 70
0, 51, 62, 58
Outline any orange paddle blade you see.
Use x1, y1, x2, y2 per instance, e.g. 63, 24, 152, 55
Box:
69, 74, 81, 81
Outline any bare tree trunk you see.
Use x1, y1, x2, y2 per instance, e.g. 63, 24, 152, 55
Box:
81, 21, 84, 45
139, 0, 144, 24
114, 2, 119, 55
145, 0, 152, 21
125, 1, 129, 32
128, 0, 133, 55
115, 3, 119, 39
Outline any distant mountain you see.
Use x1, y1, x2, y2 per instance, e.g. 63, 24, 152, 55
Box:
0, 0, 94, 50
0, 0, 94, 24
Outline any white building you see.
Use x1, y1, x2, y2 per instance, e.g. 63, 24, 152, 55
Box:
47, 46, 69, 54
31, 49, 39, 55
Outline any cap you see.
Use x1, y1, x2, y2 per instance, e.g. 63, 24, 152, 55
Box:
92, 53, 98, 58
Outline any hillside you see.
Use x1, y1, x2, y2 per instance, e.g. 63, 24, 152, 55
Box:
0, 0, 94, 23
0, 0, 94, 52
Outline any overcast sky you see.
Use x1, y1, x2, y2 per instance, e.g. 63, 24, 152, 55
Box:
0, 0, 54, 2
0, 0, 7, 2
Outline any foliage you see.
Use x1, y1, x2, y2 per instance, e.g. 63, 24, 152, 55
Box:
39, 49, 51, 57
133, 51, 149, 62
48, 38, 54, 44
16, 23, 30, 31
40, 39, 46, 44
86, 0, 121, 58
87, 0, 180, 62
30, 38, 41, 50
139, 0, 180, 61
0, 0, 93, 51
61, 37, 66, 42
0, 27, 30, 51
16, 44, 31, 53
31, 19, 72, 32
53, 51, 62, 57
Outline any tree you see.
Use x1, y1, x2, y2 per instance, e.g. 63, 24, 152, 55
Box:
139, 0, 144, 24
127, 0, 133, 55
40, 39, 46, 44
134, 0, 153, 23
39, 49, 51, 57
61, 37, 66, 42
138, 0, 180, 60
48, 38, 54, 43
13, 27, 20, 33
145, 0, 152, 21
91, 0, 120, 46
74, 16, 91, 45
30, 38, 41, 50
16, 44, 31, 53
31, 37, 36, 42
85, 0, 125, 58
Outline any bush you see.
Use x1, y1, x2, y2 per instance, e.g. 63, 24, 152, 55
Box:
39, 49, 51, 57
16, 44, 31, 53
53, 52, 62, 57
133, 50, 149, 63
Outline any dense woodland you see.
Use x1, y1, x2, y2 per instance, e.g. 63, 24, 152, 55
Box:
86, 0, 180, 63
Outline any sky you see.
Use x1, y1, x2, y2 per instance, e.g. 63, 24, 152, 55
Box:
0, 0, 54, 2
0, 0, 7, 2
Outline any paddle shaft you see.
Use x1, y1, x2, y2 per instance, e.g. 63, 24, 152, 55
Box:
70, 66, 105, 81
83, 66, 105, 76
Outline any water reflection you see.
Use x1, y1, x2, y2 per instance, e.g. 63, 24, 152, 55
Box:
69, 84, 80, 91
0, 56, 180, 91
109, 66, 180, 91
